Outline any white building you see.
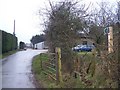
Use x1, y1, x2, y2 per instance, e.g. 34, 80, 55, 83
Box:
34, 42, 46, 49
26, 43, 32, 48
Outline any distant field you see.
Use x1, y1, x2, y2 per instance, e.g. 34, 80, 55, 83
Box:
78, 51, 92, 55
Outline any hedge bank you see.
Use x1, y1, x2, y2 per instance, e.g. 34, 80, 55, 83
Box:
0, 30, 18, 53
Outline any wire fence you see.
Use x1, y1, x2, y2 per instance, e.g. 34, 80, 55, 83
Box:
41, 26, 119, 87
72, 28, 119, 88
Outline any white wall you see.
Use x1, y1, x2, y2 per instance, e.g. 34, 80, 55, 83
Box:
35, 42, 44, 49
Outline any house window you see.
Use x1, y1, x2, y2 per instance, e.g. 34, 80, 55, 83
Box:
82, 41, 87, 45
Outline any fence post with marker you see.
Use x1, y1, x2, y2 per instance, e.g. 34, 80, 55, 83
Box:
55, 47, 62, 84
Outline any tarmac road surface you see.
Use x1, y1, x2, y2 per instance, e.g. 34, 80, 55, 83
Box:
1, 49, 47, 88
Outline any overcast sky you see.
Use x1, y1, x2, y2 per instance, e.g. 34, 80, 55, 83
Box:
0, 0, 119, 44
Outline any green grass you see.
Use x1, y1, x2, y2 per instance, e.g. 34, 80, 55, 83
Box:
32, 54, 42, 74
32, 53, 60, 88
32, 52, 118, 88
1, 50, 18, 59
32, 53, 88, 88
78, 51, 93, 56
0, 54, 2, 59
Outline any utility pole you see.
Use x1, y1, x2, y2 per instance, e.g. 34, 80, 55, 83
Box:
13, 20, 15, 36
12, 20, 16, 50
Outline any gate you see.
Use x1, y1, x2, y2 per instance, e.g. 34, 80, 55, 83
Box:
41, 47, 62, 83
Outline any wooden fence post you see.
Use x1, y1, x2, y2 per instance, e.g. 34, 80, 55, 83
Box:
55, 47, 62, 84
108, 26, 113, 53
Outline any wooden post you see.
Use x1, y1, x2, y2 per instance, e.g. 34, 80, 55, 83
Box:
108, 26, 113, 53
55, 47, 62, 84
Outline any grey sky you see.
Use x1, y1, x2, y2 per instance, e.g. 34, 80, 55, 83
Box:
0, 0, 119, 43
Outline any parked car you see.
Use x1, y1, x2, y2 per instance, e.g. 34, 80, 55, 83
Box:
72, 45, 82, 52
72, 45, 95, 52
24, 48, 27, 50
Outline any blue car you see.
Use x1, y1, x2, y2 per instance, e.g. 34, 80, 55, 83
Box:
73, 45, 95, 52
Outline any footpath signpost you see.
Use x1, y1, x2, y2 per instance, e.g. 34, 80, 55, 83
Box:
55, 47, 62, 84
104, 26, 113, 53
108, 26, 113, 53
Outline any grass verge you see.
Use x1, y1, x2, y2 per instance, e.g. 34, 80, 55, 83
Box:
32, 53, 87, 88
1, 50, 18, 59
32, 52, 118, 88
32, 53, 60, 88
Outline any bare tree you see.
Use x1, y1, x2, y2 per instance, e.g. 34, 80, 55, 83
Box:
117, 1, 120, 22
40, 0, 89, 74
82, 1, 118, 56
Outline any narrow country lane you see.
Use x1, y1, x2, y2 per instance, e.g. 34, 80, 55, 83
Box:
1, 49, 47, 88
